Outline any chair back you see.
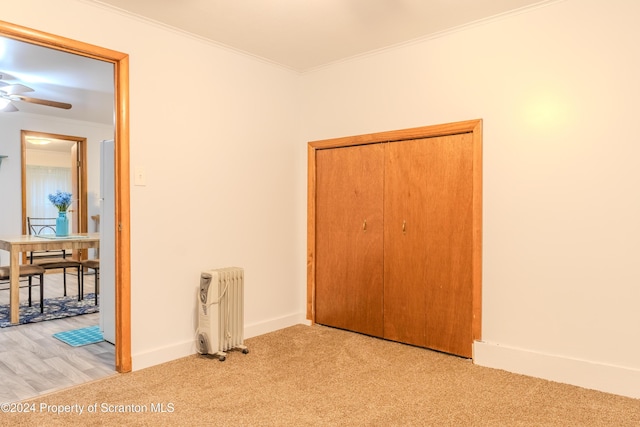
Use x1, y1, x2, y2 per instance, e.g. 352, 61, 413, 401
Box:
26, 217, 69, 262
27, 217, 58, 236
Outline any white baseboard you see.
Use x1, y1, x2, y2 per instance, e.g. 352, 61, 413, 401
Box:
132, 312, 309, 371
473, 341, 640, 399
244, 312, 309, 339
132, 339, 195, 371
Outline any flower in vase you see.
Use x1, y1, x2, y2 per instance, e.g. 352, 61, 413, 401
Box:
48, 190, 72, 212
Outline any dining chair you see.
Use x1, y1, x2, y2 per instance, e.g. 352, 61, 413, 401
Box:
0, 264, 46, 313
80, 259, 99, 305
27, 216, 82, 300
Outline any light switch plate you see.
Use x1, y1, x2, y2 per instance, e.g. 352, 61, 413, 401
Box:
134, 167, 147, 186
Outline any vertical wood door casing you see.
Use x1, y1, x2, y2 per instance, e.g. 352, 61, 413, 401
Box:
308, 120, 482, 358
315, 144, 385, 337
71, 142, 80, 234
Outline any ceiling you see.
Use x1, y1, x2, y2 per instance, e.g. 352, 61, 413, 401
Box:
0, 37, 115, 124
1, 0, 547, 123
93, 0, 547, 72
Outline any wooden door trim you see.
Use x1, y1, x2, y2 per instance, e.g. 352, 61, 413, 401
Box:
307, 119, 483, 344
1, 20, 132, 372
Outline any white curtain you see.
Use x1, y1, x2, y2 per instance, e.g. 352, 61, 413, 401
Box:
26, 165, 72, 220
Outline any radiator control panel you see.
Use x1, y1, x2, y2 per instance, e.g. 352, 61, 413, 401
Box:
199, 273, 212, 304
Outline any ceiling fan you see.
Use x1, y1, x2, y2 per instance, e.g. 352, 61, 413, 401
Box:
0, 74, 72, 112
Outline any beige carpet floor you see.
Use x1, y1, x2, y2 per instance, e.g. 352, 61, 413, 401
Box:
6, 324, 639, 426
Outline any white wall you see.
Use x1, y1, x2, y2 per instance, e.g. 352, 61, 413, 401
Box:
3, 0, 305, 370
4, 0, 639, 399
300, 0, 640, 398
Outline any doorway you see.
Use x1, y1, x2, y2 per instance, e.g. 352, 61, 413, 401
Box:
0, 20, 132, 372
21, 131, 89, 255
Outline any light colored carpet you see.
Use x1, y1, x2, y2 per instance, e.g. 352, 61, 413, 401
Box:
7, 324, 639, 426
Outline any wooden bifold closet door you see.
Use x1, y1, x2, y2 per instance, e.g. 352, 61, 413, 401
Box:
383, 134, 473, 356
309, 120, 482, 358
315, 144, 385, 337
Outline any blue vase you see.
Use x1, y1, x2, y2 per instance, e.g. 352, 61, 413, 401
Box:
56, 211, 69, 237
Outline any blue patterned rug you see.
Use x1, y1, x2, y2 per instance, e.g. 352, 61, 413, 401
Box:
0, 293, 98, 328
53, 325, 104, 347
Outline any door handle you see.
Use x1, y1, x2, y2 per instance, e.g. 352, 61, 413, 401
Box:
402, 220, 406, 234
363, 219, 367, 232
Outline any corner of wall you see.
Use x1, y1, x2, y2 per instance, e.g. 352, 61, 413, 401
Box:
473, 341, 640, 399
131, 311, 308, 371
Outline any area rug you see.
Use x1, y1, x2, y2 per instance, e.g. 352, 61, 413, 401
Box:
0, 293, 98, 328
53, 325, 104, 347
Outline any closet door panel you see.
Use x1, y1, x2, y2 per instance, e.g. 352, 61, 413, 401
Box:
384, 134, 473, 356
383, 139, 429, 347
315, 144, 384, 337
422, 133, 474, 357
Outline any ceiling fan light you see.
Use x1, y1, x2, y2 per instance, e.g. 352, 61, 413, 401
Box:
26, 136, 52, 145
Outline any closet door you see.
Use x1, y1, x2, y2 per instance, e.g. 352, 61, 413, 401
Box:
315, 144, 385, 337
384, 133, 474, 356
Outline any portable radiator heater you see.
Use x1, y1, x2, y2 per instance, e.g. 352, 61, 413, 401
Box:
196, 267, 248, 361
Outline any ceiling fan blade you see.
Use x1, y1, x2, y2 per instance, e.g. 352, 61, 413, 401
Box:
15, 95, 72, 110
0, 83, 34, 95
0, 101, 19, 112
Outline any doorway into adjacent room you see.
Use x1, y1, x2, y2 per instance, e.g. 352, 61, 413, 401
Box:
21, 131, 89, 248
0, 20, 131, 379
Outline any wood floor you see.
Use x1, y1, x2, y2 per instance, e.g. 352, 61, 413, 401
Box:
0, 271, 116, 403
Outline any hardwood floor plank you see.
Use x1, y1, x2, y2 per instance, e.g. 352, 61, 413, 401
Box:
55, 348, 96, 371
0, 362, 39, 401
2, 348, 51, 375
4, 330, 53, 358
14, 365, 63, 394
0, 347, 49, 375
42, 356, 94, 384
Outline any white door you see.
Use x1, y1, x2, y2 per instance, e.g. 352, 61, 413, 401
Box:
100, 139, 116, 344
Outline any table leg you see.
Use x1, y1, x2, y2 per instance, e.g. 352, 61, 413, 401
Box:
10, 249, 19, 324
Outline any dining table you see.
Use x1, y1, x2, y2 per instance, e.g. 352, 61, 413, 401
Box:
0, 232, 100, 324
